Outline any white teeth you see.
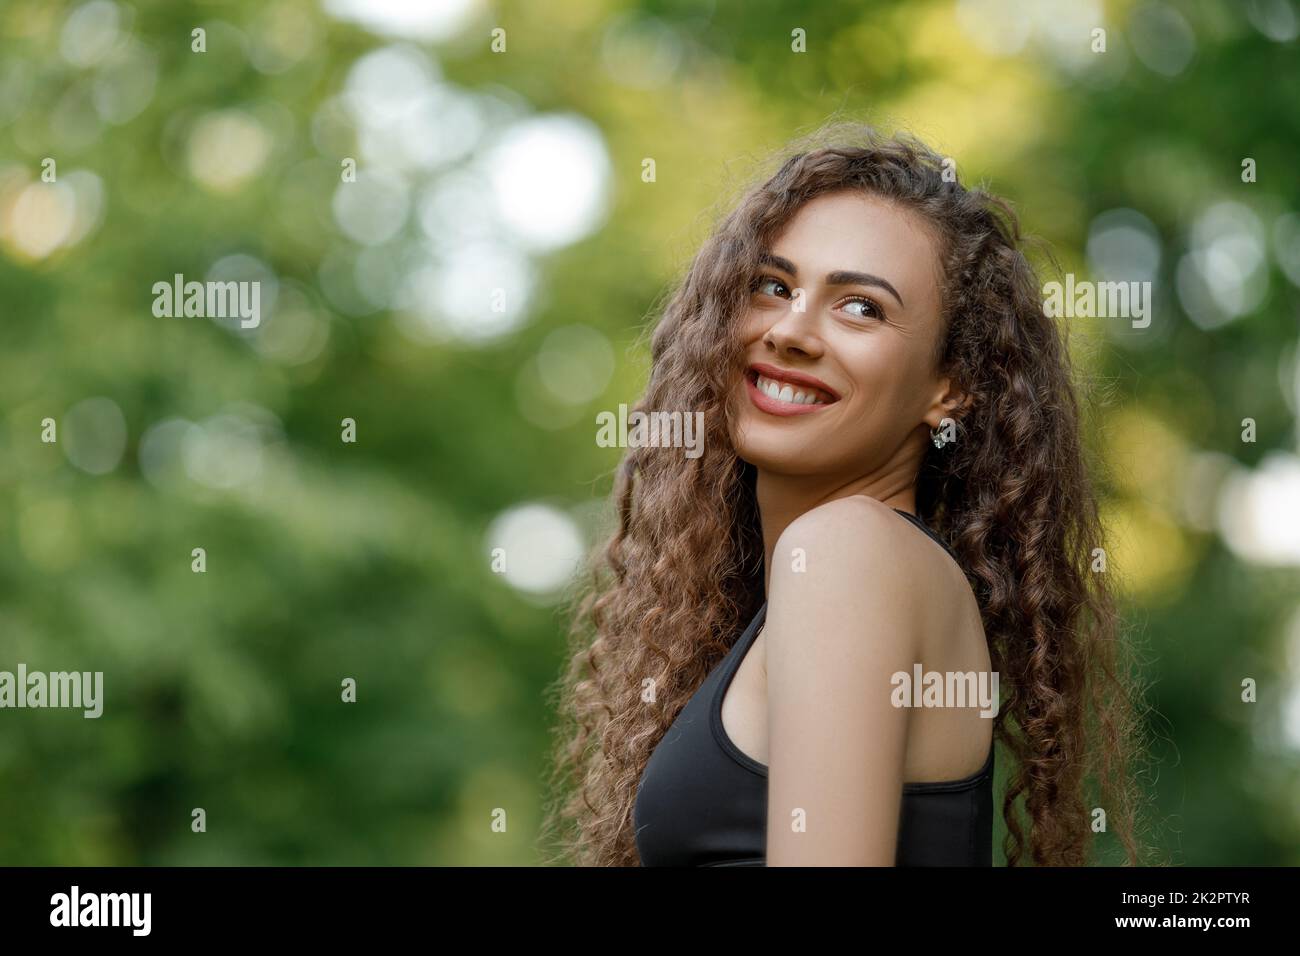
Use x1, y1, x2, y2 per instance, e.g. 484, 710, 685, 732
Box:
755, 374, 828, 406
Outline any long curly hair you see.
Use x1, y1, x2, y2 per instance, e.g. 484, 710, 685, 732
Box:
538, 121, 1156, 866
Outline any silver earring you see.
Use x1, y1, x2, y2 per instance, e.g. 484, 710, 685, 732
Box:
930, 425, 949, 449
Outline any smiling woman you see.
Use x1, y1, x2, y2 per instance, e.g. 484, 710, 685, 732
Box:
539, 121, 1154, 868
732, 190, 954, 477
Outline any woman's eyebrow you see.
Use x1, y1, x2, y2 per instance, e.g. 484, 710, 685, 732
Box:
757, 252, 905, 308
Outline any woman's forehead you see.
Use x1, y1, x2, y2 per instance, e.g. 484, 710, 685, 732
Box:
767, 192, 944, 314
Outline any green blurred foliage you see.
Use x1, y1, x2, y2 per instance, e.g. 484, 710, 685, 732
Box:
0, 0, 1297, 864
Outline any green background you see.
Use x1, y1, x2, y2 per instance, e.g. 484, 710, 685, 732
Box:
1, 0, 1298, 864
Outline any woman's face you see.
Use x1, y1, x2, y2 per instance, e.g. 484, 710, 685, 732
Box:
729, 189, 957, 481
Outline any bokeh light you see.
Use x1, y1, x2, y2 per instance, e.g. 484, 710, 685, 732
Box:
485, 503, 586, 598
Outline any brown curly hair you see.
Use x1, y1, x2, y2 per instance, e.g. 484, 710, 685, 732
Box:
538, 121, 1157, 866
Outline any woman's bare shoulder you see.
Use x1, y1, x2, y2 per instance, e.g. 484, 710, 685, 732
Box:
769, 496, 925, 640
771, 495, 977, 625
774, 494, 920, 566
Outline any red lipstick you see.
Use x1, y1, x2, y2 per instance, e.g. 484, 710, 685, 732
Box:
744, 363, 840, 417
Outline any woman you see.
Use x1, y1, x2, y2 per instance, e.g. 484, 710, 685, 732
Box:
539, 122, 1153, 866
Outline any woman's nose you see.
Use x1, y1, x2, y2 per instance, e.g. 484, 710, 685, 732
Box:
762, 304, 823, 358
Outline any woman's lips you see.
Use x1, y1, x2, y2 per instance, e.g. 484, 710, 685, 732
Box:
749, 362, 840, 399
744, 366, 840, 417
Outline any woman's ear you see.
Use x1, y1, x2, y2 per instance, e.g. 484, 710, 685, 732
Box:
925, 375, 970, 431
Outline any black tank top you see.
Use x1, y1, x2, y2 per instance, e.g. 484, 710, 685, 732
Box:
633, 507, 994, 866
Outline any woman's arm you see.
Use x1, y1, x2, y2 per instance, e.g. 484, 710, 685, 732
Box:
764, 495, 925, 866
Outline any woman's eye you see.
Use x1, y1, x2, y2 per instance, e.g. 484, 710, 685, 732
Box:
843, 297, 882, 320
753, 276, 789, 298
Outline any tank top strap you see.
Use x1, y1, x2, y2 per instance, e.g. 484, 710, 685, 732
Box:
728, 602, 766, 663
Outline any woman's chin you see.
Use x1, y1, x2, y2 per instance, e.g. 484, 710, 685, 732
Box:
732, 437, 828, 475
